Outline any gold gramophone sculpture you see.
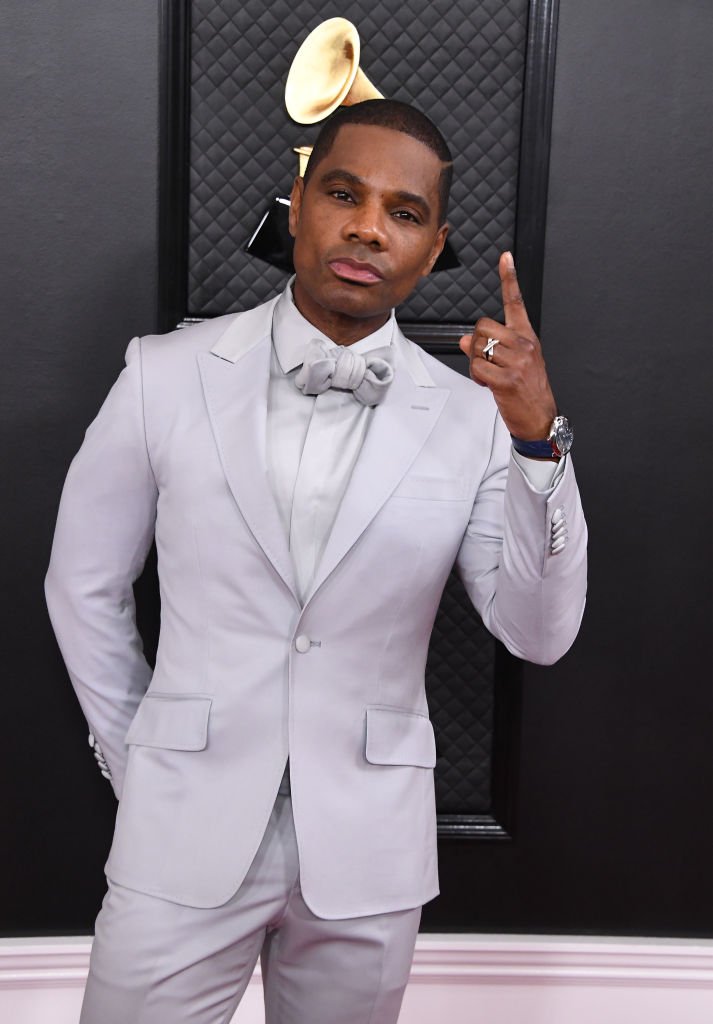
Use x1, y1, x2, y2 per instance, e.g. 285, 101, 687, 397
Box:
245, 18, 458, 272
286, 17, 383, 173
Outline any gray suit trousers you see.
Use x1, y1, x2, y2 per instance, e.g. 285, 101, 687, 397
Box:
80, 793, 421, 1024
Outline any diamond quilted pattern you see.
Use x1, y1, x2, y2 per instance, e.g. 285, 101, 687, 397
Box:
188, 0, 528, 323
427, 571, 494, 815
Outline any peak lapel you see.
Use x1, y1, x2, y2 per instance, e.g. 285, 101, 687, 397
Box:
305, 345, 449, 604
197, 308, 299, 604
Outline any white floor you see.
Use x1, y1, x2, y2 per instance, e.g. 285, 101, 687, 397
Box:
1, 934, 712, 1024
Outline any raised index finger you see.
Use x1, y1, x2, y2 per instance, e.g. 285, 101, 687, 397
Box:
499, 251, 533, 333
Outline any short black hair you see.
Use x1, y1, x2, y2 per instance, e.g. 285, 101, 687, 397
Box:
302, 99, 453, 224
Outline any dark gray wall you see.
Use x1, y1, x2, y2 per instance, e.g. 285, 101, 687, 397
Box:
0, 0, 158, 933
538, 0, 712, 931
427, 0, 712, 936
1, 0, 710, 936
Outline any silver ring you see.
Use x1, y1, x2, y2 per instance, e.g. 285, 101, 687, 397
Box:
483, 337, 500, 362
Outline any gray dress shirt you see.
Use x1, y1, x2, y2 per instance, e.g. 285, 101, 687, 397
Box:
267, 282, 396, 604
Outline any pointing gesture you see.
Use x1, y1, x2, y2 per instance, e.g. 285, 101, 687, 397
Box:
459, 252, 557, 444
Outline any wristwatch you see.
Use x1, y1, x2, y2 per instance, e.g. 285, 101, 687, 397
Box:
511, 415, 573, 460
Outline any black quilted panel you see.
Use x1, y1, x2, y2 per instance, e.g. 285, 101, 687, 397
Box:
427, 571, 494, 814
187, 1, 518, 820
188, 0, 528, 323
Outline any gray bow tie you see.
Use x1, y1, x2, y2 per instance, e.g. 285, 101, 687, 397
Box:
294, 338, 395, 407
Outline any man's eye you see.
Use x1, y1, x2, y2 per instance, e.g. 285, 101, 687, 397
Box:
393, 210, 419, 223
330, 190, 354, 202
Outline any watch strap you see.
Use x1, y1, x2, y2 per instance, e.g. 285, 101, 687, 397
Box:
511, 436, 559, 459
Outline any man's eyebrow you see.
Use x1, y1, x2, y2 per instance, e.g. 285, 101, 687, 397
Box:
318, 169, 432, 219
319, 169, 364, 188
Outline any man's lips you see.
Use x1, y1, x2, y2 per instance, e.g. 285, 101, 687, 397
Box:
328, 258, 384, 284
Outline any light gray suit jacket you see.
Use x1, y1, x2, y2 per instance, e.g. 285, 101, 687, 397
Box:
45, 293, 587, 918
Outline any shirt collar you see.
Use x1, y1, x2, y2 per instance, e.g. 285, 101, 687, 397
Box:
271, 277, 396, 375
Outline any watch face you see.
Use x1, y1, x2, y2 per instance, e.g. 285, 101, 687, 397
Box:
551, 416, 573, 456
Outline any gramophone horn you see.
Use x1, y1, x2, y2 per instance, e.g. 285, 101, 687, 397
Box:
285, 17, 383, 125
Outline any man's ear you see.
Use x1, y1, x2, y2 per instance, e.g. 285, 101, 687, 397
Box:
288, 177, 304, 238
421, 223, 449, 277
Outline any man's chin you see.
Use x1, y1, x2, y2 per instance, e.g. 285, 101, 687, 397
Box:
307, 277, 392, 322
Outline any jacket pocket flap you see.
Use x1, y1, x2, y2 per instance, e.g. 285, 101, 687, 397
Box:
365, 706, 436, 768
125, 694, 212, 751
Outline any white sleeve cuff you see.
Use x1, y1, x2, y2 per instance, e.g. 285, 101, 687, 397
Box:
512, 448, 566, 492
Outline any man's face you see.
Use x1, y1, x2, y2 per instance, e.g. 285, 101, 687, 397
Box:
288, 124, 448, 337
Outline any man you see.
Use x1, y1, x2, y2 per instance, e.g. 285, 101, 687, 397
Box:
46, 100, 586, 1023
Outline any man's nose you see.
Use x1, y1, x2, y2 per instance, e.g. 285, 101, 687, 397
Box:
343, 202, 388, 248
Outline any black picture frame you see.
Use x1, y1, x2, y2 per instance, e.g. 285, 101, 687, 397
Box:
156, 0, 559, 840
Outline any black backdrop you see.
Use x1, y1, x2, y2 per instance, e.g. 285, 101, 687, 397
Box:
1, 0, 711, 937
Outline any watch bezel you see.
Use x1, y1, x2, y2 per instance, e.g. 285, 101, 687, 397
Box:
548, 415, 573, 458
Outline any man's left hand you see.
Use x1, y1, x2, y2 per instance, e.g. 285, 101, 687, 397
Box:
459, 251, 557, 441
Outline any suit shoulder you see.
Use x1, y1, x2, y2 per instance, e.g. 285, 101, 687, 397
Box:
137, 292, 279, 370
137, 313, 240, 360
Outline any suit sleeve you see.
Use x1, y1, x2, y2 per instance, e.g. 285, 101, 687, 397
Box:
455, 413, 587, 665
45, 337, 158, 798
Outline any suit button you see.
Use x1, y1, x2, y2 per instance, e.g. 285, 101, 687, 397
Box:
295, 635, 311, 654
